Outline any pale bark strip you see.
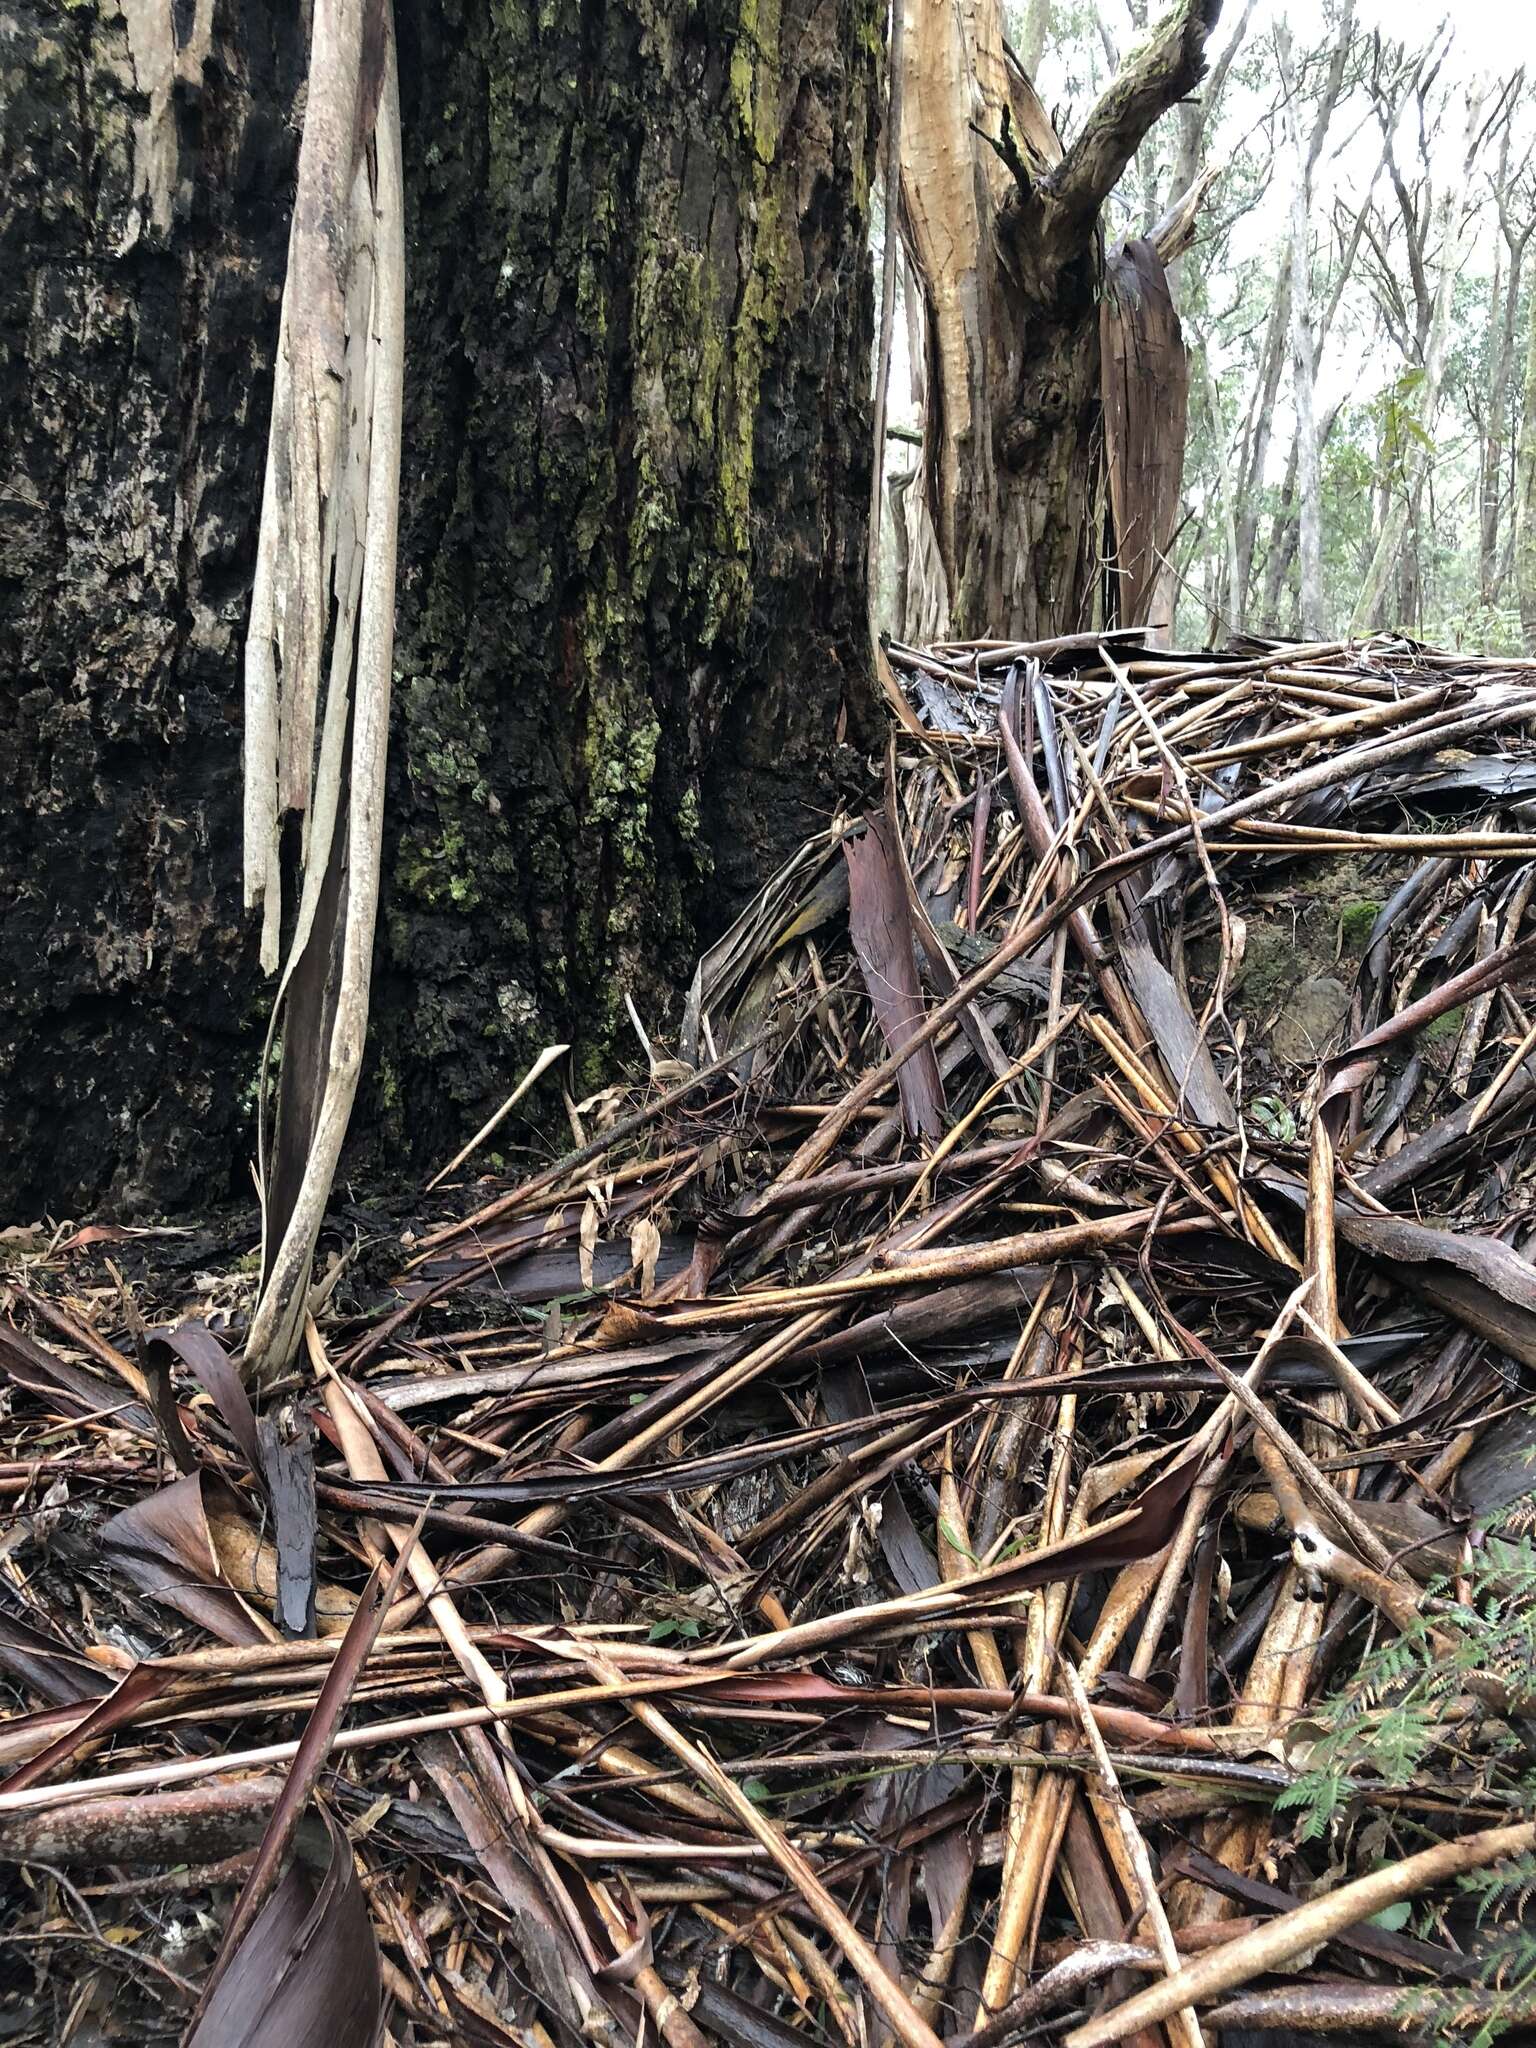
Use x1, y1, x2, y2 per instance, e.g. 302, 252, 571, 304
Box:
424, 1043, 572, 1191
894, 0, 1013, 618
1061, 1661, 1205, 2048
243, 330, 286, 975
244, 0, 371, 959
1101, 241, 1190, 631
244, 4, 405, 1385
868, 0, 905, 615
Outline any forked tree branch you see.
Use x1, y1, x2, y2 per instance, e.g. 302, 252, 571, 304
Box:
1045, 0, 1222, 255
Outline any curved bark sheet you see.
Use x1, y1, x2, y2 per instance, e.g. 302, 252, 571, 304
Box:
193, 1562, 395, 2018
140, 1319, 317, 1636
1318, 927, 1536, 1131
1116, 929, 1235, 1130
343, 1350, 1383, 1516
419, 1736, 605, 2041
0, 1663, 172, 1800
0, 1612, 113, 1711
145, 1321, 262, 1474
1340, 1220, 1536, 1371
1264, 1174, 1536, 1369
103, 1472, 276, 1647
1101, 239, 1190, 630
844, 815, 947, 1139
187, 1814, 382, 2048
0, 1320, 156, 1441
102, 1469, 357, 1647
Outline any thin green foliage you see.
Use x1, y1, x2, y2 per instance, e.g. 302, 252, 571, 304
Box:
1277, 1495, 1536, 2043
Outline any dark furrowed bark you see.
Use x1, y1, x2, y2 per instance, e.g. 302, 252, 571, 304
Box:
377, 0, 883, 1133
0, 5, 302, 1216
0, 0, 880, 1216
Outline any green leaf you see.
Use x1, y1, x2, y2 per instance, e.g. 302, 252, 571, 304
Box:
1367, 1901, 1413, 1931
1249, 1093, 1296, 1143
649, 1615, 700, 1643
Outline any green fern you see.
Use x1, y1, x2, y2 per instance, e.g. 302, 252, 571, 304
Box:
1276, 1492, 1536, 2043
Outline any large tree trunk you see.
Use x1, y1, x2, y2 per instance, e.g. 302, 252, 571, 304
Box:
0, 0, 880, 1217
892, 0, 1218, 641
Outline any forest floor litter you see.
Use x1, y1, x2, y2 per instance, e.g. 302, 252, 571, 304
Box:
8, 631, 1536, 2044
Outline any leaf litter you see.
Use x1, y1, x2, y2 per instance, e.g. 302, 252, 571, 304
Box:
6, 632, 1536, 2042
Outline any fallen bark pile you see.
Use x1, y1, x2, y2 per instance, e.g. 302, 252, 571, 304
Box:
6, 630, 1536, 2044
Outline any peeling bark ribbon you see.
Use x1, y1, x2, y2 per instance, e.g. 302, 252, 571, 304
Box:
242, 0, 405, 1387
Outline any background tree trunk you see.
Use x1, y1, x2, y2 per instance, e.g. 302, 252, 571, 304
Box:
1231, 256, 1290, 630
1517, 292, 1536, 651
1353, 49, 1481, 634
1479, 132, 1533, 611
1017, 0, 1053, 78
0, 0, 880, 1218
893, 0, 1219, 642
1275, 10, 1351, 641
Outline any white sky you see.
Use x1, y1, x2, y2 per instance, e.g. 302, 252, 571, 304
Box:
1257, 0, 1536, 73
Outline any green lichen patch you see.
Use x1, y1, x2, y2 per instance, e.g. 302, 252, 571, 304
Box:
1338, 898, 1382, 952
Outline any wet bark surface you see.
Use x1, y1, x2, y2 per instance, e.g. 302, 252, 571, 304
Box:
0, 0, 880, 1217
1, 4, 302, 1217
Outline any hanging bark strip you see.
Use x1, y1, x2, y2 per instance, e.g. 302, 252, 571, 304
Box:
843, 813, 947, 1139
1100, 240, 1191, 632
242, 0, 406, 1386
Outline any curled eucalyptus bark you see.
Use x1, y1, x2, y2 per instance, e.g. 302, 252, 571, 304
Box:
243, 0, 405, 1386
